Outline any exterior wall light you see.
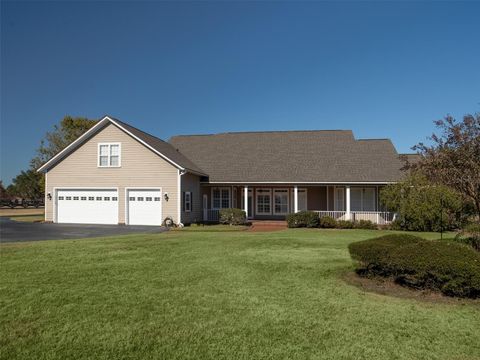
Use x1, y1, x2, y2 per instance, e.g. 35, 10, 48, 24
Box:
47, 193, 52, 200
164, 193, 169, 201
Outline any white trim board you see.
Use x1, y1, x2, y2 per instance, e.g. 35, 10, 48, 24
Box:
202, 181, 395, 185
125, 187, 162, 226
37, 116, 198, 174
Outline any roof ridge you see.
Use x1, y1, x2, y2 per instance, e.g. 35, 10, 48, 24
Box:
171, 129, 353, 138
357, 138, 391, 141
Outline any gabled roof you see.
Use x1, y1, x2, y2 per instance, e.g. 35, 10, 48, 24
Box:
37, 116, 207, 175
169, 130, 410, 183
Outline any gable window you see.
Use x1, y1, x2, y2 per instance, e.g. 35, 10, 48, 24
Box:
98, 143, 121, 167
184, 191, 192, 212
211, 187, 230, 210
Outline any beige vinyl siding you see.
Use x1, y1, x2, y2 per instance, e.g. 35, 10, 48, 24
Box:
45, 123, 180, 224
181, 173, 202, 224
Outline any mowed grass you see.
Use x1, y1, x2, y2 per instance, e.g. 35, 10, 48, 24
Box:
0, 229, 478, 360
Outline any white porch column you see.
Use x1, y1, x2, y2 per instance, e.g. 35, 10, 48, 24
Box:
244, 186, 248, 218
346, 186, 351, 220
294, 186, 299, 213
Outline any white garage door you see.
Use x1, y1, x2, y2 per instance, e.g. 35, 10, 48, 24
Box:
127, 189, 162, 226
56, 189, 118, 224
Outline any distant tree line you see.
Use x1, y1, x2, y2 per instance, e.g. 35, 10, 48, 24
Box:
3, 116, 97, 200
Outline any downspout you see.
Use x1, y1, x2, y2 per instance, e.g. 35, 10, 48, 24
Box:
177, 169, 187, 226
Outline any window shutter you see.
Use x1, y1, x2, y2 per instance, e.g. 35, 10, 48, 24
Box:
190, 192, 193, 211
182, 192, 185, 212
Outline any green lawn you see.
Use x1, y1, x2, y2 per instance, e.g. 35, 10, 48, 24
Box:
1, 229, 478, 360
4, 214, 45, 222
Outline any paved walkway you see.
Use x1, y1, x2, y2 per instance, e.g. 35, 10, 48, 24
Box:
249, 220, 288, 232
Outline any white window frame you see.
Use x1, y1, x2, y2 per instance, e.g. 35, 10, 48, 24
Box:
256, 188, 272, 215
351, 187, 376, 211
334, 187, 345, 211
98, 143, 121, 168
184, 191, 192, 213
211, 187, 231, 210
273, 188, 289, 215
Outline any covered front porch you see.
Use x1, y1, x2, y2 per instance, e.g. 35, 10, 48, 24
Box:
202, 184, 395, 224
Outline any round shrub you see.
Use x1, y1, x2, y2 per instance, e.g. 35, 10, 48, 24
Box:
219, 208, 246, 225
319, 216, 336, 228
336, 220, 354, 229
348, 234, 480, 298
455, 223, 480, 251
286, 211, 320, 228
354, 220, 377, 230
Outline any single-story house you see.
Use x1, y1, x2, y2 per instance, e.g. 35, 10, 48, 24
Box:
38, 115, 413, 226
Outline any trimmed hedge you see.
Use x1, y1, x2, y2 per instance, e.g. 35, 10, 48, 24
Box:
219, 208, 246, 225
319, 216, 336, 228
336, 220, 354, 229
455, 223, 480, 251
286, 211, 320, 228
348, 234, 480, 298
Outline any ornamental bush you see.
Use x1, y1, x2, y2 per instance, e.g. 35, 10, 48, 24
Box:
286, 211, 320, 228
219, 208, 246, 225
336, 220, 354, 229
348, 234, 480, 298
319, 216, 336, 228
354, 220, 377, 230
380, 174, 466, 232
455, 223, 480, 251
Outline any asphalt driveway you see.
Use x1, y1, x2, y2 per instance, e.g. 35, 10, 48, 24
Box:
0, 217, 167, 243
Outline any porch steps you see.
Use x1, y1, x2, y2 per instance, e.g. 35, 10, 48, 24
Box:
249, 220, 288, 232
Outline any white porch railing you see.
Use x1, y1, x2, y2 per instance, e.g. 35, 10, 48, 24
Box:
351, 211, 396, 225
203, 209, 220, 222
314, 211, 348, 220
314, 210, 396, 224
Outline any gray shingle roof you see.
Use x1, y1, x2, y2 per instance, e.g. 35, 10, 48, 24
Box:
169, 130, 409, 183
111, 118, 207, 175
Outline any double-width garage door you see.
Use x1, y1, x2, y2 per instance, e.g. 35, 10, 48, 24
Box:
57, 189, 119, 224
56, 188, 163, 226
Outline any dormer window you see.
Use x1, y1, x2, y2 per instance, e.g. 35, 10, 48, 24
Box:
98, 143, 121, 167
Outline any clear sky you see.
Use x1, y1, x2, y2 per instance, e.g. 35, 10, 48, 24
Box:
1, 1, 479, 184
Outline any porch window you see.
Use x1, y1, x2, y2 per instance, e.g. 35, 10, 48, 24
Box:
212, 187, 230, 209
274, 189, 289, 215
256, 189, 271, 215
335, 188, 345, 211
351, 188, 376, 211
298, 189, 307, 211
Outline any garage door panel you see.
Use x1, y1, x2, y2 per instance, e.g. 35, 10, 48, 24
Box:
127, 189, 162, 226
57, 189, 118, 224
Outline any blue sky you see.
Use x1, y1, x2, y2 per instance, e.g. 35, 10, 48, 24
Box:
1, 1, 479, 184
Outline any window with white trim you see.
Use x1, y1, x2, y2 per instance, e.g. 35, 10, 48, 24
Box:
335, 188, 345, 211
212, 187, 230, 210
184, 191, 192, 212
256, 188, 271, 215
351, 188, 376, 211
98, 143, 121, 167
274, 189, 289, 215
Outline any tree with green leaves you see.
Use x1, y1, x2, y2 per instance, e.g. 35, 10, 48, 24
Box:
30, 116, 97, 170
380, 173, 466, 232
7, 170, 44, 200
406, 113, 480, 220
